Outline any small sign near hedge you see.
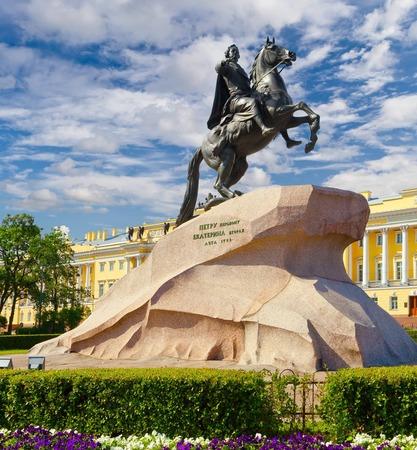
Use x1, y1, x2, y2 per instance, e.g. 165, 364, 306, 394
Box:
0, 334, 59, 350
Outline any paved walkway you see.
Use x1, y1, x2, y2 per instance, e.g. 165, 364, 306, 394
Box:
0, 351, 328, 379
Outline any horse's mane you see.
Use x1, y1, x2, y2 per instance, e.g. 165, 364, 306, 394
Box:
249, 47, 263, 86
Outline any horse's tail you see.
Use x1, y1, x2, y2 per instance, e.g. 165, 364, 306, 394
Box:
176, 147, 203, 226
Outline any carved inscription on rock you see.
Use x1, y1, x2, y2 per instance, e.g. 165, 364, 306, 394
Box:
193, 219, 245, 246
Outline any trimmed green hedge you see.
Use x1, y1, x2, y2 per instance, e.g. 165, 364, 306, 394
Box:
406, 328, 417, 343
0, 334, 59, 350
320, 366, 417, 439
0, 368, 274, 437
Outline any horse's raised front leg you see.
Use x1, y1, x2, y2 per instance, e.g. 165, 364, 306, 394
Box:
214, 145, 237, 199
295, 101, 320, 153
286, 115, 310, 129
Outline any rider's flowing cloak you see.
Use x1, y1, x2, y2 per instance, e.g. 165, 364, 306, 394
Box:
207, 74, 230, 130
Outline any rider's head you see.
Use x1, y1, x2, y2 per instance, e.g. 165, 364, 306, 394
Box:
225, 44, 239, 61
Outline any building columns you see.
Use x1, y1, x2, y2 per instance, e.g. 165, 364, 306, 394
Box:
381, 228, 388, 286
125, 257, 131, 272
362, 230, 369, 287
75, 265, 81, 289
401, 226, 408, 285
85, 264, 91, 289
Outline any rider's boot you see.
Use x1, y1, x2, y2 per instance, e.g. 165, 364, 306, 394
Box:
253, 114, 275, 136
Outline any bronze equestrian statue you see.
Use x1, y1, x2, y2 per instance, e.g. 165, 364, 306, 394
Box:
176, 38, 320, 225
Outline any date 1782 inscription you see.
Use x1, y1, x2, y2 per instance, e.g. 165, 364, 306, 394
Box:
193, 219, 245, 246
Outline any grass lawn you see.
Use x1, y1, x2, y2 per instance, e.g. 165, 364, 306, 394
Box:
0, 349, 28, 355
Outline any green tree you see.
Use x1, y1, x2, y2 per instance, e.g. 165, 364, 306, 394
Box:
27, 229, 86, 332
0, 214, 41, 333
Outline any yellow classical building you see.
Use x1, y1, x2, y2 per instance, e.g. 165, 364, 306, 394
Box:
73, 220, 177, 311
4, 188, 417, 329
344, 188, 417, 327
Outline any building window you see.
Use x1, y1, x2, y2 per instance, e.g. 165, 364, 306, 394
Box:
395, 232, 402, 244
376, 261, 382, 281
119, 260, 124, 270
100, 262, 105, 272
99, 282, 105, 297
376, 234, 382, 246
19, 311, 24, 322
109, 261, 115, 271
372, 296, 378, 303
389, 295, 398, 310
27, 311, 31, 322
395, 260, 402, 280
109, 281, 114, 288
358, 263, 363, 282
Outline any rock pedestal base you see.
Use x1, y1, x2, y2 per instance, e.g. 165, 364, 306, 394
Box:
32, 185, 417, 372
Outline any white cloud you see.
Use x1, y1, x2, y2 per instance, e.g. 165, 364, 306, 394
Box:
0, 41, 210, 151
350, 93, 417, 145
340, 48, 366, 62
2, 0, 355, 47
0, 75, 16, 89
377, 94, 417, 129
81, 205, 109, 214
49, 158, 77, 174
126, 36, 234, 98
2, 181, 28, 198
240, 166, 272, 190
0, 107, 30, 119
339, 41, 394, 93
292, 45, 333, 72
325, 151, 417, 197
249, 142, 296, 175
77, 135, 119, 154
17, 188, 59, 211
1, 164, 186, 215
297, 145, 362, 163
408, 20, 417, 41
358, 0, 417, 43
315, 98, 359, 126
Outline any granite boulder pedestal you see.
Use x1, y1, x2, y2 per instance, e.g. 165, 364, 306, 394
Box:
32, 185, 417, 372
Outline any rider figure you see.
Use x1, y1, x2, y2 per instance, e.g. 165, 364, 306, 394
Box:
207, 44, 301, 148
208, 44, 274, 136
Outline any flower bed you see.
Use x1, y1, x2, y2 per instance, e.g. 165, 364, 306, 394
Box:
0, 425, 99, 449
2, 428, 417, 450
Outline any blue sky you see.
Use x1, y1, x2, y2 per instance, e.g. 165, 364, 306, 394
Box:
0, 0, 416, 239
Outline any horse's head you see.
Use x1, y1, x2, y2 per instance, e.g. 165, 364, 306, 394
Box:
262, 36, 296, 68
250, 37, 297, 90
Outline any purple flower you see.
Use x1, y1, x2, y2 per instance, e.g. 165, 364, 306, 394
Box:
0, 426, 101, 449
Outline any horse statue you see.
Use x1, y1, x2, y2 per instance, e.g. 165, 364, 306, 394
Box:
176, 38, 320, 225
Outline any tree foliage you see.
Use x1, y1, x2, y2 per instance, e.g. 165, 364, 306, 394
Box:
0, 214, 40, 333
0, 214, 86, 333
27, 229, 87, 331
